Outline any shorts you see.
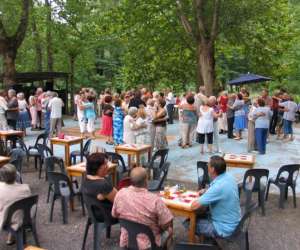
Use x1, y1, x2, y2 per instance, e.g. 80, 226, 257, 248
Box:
197, 132, 213, 144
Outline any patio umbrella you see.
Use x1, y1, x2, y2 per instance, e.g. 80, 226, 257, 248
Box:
228, 73, 272, 86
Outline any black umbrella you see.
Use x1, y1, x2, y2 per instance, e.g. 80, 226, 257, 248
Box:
228, 73, 272, 86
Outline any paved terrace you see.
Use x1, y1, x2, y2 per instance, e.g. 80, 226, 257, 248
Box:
24, 116, 300, 195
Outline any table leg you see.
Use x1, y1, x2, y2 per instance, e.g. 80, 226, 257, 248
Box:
128, 155, 131, 168
50, 143, 54, 154
65, 145, 70, 167
136, 153, 140, 166
80, 141, 83, 162
148, 149, 151, 162
188, 213, 196, 243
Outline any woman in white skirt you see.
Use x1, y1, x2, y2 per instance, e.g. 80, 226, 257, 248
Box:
248, 98, 258, 152
145, 99, 156, 148
77, 91, 87, 138
196, 100, 219, 154
16, 93, 31, 135
0, 90, 8, 130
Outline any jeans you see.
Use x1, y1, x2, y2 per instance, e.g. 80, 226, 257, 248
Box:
269, 109, 278, 134
166, 104, 174, 124
183, 218, 217, 238
227, 116, 234, 138
255, 128, 268, 154
283, 119, 293, 135
44, 111, 51, 134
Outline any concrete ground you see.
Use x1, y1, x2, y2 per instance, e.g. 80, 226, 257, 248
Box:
0, 170, 299, 250
23, 117, 300, 195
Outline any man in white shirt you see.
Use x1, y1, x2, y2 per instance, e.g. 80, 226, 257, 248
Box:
279, 95, 298, 141
48, 92, 64, 137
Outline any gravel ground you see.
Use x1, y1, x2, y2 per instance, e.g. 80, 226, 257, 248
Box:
0, 163, 300, 250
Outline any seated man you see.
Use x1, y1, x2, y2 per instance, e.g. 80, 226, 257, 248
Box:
191, 156, 241, 238
81, 152, 118, 217
0, 164, 31, 245
112, 167, 173, 250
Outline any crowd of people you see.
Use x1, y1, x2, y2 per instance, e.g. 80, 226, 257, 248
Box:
0, 85, 297, 156
0, 88, 64, 137
74, 88, 169, 151
73, 86, 299, 156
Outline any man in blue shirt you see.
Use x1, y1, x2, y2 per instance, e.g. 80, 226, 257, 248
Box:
191, 156, 241, 238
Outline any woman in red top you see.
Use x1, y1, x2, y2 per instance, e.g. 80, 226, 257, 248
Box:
99, 95, 114, 144
218, 91, 228, 134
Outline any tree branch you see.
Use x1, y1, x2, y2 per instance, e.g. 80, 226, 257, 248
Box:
210, 0, 220, 42
176, 0, 197, 41
159, 9, 195, 52
14, 0, 30, 48
194, 0, 206, 41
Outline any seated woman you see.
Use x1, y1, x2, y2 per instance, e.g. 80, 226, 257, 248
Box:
81, 153, 118, 218
0, 164, 31, 245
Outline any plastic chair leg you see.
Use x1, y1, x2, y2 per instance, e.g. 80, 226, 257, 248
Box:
106, 226, 111, 239
292, 185, 297, 208
265, 181, 271, 201
81, 219, 91, 250
34, 156, 38, 170
47, 185, 51, 203
23, 228, 27, 245
49, 196, 56, 222
244, 189, 253, 213
259, 189, 266, 216
31, 222, 40, 247
278, 184, 286, 209
38, 158, 43, 179
61, 197, 68, 224
16, 229, 24, 250
71, 155, 76, 165
245, 231, 249, 250
93, 223, 103, 250
80, 194, 85, 216
285, 186, 288, 200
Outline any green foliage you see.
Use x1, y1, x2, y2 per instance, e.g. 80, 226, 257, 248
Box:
0, 0, 299, 95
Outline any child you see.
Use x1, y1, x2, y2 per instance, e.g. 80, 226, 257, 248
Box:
113, 99, 125, 145
84, 96, 96, 139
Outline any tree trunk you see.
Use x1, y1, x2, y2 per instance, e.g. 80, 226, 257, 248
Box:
45, 0, 53, 72
196, 44, 204, 91
3, 48, 17, 88
69, 55, 75, 113
32, 15, 43, 72
0, 0, 30, 88
197, 41, 215, 96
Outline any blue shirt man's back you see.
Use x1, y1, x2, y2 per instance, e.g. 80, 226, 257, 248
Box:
199, 172, 241, 237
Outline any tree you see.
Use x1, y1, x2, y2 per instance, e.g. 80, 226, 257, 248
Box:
45, 0, 53, 73
0, 0, 30, 87
177, 0, 220, 95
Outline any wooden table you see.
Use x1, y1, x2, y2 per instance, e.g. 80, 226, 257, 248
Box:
224, 153, 255, 169
67, 162, 117, 187
115, 144, 152, 167
0, 156, 11, 167
161, 190, 198, 243
0, 130, 24, 148
50, 136, 83, 167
